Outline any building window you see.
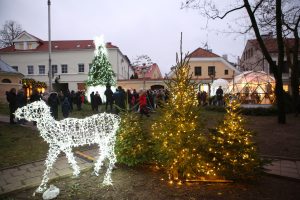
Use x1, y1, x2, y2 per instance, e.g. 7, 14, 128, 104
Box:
19, 43, 24, 50
39, 65, 45, 74
194, 66, 202, 76
224, 69, 228, 75
61, 64, 68, 73
52, 65, 58, 75
28, 42, 33, 49
28, 65, 34, 74
78, 64, 84, 73
11, 66, 18, 72
208, 66, 215, 76
2, 79, 11, 83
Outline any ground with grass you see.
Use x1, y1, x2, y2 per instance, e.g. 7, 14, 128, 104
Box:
0, 122, 47, 169
2, 164, 300, 200
0, 103, 300, 199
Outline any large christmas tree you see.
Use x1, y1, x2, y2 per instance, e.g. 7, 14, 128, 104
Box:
87, 36, 116, 87
207, 97, 262, 180
151, 52, 214, 183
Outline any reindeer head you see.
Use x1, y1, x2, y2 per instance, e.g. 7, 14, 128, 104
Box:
15, 100, 51, 122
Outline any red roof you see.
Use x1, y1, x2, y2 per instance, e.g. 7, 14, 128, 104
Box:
188, 47, 220, 58
248, 38, 300, 53
0, 40, 118, 53
134, 63, 163, 79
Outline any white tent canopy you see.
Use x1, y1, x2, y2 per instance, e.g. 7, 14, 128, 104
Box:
227, 71, 275, 104
211, 78, 229, 96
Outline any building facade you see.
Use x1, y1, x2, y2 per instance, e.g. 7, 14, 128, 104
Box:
0, 60, 24, 103
168, 47, 240, 96
0, 31, 133, 93
239, 36, 300, 92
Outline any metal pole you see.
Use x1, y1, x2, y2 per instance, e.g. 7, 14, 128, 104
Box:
48, 0, 52, 92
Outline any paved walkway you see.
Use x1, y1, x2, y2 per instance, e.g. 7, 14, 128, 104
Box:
0, 115, 299, 195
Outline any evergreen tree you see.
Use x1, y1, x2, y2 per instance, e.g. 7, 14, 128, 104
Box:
87, 38, 116, 86
151, 53, 214, 183
207, 97, 262, 180
115, 111, 149, 166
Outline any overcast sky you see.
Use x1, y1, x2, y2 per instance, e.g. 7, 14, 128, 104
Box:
0, 0, 251, 75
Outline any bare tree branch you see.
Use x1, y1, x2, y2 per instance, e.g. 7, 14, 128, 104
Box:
0, 20, 22, 48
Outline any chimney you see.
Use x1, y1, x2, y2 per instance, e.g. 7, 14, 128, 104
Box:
208, 49, 212, 52
222, 54, 228, 60
106, 42, 112, 46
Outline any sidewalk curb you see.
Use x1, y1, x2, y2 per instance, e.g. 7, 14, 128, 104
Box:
0, 165, 94, 196
261, 155, 300, 161
263, 171, 300, 182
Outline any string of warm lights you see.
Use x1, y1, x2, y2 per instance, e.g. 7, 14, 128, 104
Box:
151, 54, 216, 183
14, 100, 121, 193
207, 97, 262, 180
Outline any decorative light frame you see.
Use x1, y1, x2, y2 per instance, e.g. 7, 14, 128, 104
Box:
14, 100, 120, 194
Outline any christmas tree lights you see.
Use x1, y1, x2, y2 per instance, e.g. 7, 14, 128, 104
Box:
14, 100, 121, 193
207, 96, 262, 179
151, 53, 214, 182
87, 36, 116, 87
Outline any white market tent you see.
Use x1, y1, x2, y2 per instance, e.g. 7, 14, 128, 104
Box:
226, 71, 275, 104
211, 79, 229, 96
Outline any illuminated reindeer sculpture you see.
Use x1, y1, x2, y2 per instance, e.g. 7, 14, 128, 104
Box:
14, 100, 121, 193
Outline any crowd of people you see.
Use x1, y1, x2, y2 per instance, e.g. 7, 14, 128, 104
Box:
5, 85, 224, 124
5, 86, 171, 123
197, 86, 224, 106
103, 85, 170, 117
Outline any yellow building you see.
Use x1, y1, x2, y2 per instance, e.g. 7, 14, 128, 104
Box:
0, 59, 24, 103
170, 48, 240, 96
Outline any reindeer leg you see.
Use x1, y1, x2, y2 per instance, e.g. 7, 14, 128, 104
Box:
35, 146, 60, 194
94, 142, 108, 176
63, 147, 80, 176
103, 138, 117, 185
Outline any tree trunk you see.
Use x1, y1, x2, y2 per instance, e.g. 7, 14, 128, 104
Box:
244, 0, 286, 123
291, 29, 300, 116
275, 0, 286, 123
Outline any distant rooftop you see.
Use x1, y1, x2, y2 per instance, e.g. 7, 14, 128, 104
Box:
0, 59, 19, 74
188, 47, 220, 58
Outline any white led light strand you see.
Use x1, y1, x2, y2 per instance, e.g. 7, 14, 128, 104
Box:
14, 100, 120, 194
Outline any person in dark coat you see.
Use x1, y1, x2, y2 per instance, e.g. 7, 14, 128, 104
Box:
132, 89, 139, 111
126, 89, 133, 109
30, 89, 41, 102
104, 85, 114, 112
90, 92, 95, 111
48, 92, 60, 120
75, 91, 82, 110
70, 90, 75, 111
16, 89, 27, 124
113, 86, 125, 115
62, 97, 71, 118
6, 88, 17, 124
94, 91, 102, 112
216, 86, 224, 106
66, 89, 73, 112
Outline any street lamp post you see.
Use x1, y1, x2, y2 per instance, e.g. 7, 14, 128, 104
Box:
142, 67, 147, 90
48, 0, 52, 92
